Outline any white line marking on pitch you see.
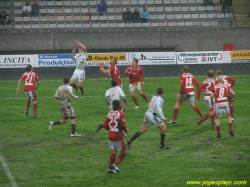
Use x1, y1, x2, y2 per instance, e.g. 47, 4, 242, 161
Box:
0, 153, 18, 187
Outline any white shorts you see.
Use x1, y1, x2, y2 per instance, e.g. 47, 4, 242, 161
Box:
215, 102, 230, 117
129, 82, 142, 92
204, 96, 214, 110
25, 91, 37, 101
178, 92, 195, 105
71, 69, 85, 81
60, 106, 75, 119
109, 140, 126, 151
142, 111, 164, 127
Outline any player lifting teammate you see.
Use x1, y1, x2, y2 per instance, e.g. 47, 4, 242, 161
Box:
70, 40, 87, 98
124, 58, 149, 109
16, 64, 40, 118
169, 65, 203, 124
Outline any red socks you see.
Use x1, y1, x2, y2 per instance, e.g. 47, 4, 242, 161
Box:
114, 153, 126, 166
173, 108, 179, 121
228, 123, 233, 131
26, 99, 31, 111
132, 96, 139, 106
140, 93, 149, 103
33, 103, 37, 115
109, 153, 116, 168
200, 114, 211, 123
216, 126, 221, 134
230, 106, 234, 118
193, 106, 203, 118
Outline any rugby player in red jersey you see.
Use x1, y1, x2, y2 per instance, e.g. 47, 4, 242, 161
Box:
215, 69, 236, 122
16, 64, 40, 118
211, 77, 235, 137
124, 58, 149, 109
197, 70, 216, 129
169, 65, 203, 124
103, 100, 128, 174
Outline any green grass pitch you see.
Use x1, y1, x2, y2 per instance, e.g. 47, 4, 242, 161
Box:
0, 75, 249, 187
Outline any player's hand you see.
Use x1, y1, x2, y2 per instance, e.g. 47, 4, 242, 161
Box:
176, 93, 180, 98
72, 48, 76, 53
99, 62, 104, 67
75, 96, 79, 100
16, 89, 20, 94
163, 118, 167, 121
125, 128, 128, 133
74, 40, 80, 45
142, 82, 145, 86
107, 63, 111, 69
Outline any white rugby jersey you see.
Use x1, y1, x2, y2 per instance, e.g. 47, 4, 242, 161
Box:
75, 51, 87, 70
147, 95, 165, 119
105, 86, 125, 105
54, 85, 78, 108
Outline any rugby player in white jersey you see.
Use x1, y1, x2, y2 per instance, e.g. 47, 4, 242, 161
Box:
96, 79, 128, 134
49, 77, 81, 137
127, 88, 170, 149
105, 79, 128, 111
70, 40, 87, 98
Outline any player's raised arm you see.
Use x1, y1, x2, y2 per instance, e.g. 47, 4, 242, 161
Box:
71, 48, 76, 60
74, 40, 87, 52
99, 62, 111, 75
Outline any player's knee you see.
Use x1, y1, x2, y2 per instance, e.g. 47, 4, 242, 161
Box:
63, 119, 68, 123
161, 125, 167, 131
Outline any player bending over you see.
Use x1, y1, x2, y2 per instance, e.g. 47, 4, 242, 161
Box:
127, 88, 170, 149
49, 77, 81, 137
103, 100, 128, 174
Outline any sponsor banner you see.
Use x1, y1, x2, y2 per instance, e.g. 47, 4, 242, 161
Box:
37, 53, 129, 67
230, 51, 250, 63
177, 51, 224, 64
128, 52, 176, 65
38, 54, 75, 67
0, 55, 34, 68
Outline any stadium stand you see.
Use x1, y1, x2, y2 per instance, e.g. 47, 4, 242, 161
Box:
1, 0, 245, 33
